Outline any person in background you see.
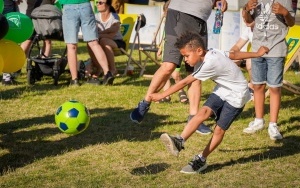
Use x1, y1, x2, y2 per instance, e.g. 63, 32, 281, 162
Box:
230, 18, 255, 100
85, 0, 125, 84
242, 0, 295, 140
130, 0, 228, 136
59, 0, 114, 86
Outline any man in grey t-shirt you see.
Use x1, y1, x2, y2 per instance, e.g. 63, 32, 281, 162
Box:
130, 0, 228, 133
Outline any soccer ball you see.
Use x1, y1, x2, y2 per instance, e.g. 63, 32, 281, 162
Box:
55, 100, 90, 135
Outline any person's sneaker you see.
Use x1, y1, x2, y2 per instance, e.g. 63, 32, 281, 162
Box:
130, 100, 150, 124
86, 77, 100, 85
188, 115, 212, 135
103, 71, 114, 85
69, 78, 80, 86
2, 79, 19, 86
196, 123, 212, 135
243, 120, 264, 134
180, 155, 208, 174
160, 133, 184, 157
268, 124, 283, 140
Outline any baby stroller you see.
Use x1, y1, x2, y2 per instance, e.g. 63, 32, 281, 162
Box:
27, 4, 67, 85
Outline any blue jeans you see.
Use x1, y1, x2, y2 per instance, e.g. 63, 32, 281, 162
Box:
251, 57, 284, 87
62, 2, 98, 43
203, 93, 244, 130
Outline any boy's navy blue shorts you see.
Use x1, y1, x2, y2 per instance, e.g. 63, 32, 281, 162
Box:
203, 93, 244, 130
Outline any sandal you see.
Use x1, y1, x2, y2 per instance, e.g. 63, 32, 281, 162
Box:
156, 96, 171, 103
178, 91, 189, 104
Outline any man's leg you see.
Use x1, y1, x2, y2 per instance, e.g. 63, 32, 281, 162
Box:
130, 62, 176, 123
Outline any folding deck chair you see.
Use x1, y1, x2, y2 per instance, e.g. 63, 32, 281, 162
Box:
281, 25, 300, 94
115, 13, 146, 76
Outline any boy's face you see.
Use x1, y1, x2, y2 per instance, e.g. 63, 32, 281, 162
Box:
180, 46, 203, 67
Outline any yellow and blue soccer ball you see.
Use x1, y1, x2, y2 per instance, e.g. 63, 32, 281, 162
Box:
55, 100, 90, 135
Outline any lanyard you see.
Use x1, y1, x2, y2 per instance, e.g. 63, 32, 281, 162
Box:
260, 0, 274, 38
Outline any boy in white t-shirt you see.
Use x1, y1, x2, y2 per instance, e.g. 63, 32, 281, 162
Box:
150, 32, 269, 174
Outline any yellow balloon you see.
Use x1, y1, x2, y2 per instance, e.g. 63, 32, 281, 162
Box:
0, 39, 26, 73
0, 54, 4, 73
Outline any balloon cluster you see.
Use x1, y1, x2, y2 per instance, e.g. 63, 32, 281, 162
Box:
0, 0, 32, 73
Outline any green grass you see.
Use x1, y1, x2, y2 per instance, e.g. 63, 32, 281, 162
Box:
0, 42, 300, 187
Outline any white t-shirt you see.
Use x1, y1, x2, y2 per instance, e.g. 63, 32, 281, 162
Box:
192, 48, 251, 108
95, 12, 123, 40
240, 27, 253, 43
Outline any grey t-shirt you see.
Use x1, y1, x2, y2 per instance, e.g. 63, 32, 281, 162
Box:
251, 0, 294, 57
168, 0, 214, 21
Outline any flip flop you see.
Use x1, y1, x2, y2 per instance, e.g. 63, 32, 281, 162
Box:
178, 91, 189, 104
156, 96, 171, 103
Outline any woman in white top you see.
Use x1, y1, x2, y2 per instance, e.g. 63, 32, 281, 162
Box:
87, 0, 125, 80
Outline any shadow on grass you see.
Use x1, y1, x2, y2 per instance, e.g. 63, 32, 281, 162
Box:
0, 106, 171, 175
203, 135, 300, 173
130, 163, 171, 175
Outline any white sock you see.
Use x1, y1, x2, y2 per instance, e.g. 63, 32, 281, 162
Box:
254, 118, 264, 124
269, 122, 277, 127
197, 154, 206, 162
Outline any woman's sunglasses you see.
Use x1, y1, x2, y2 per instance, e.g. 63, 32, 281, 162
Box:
95, 1, 106, 5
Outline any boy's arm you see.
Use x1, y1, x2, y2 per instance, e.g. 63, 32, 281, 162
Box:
230, 38, 248, 52
272, 2, 295, 27
150, 75, 198, 102
229, 46, 269, 60
242, 0, 257, 24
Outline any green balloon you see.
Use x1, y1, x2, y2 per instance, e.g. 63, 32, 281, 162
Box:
4, 12, 34, 43
0, 0, 3, 14
54, 1, 62, 11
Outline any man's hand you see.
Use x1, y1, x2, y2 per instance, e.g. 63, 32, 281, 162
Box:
149, 93, 164, 102
272, 2, 289, 17
257, 46, 269, 56
215, 0, 228, 12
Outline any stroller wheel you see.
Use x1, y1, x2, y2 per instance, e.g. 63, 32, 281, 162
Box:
27, 69, 36, 85
53, 70, 59, 85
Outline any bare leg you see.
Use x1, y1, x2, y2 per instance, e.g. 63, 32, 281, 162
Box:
181, 107, 212, 140
188, 79, 201, 115
87, 40, 109, 75
66, 43, 78, 80
253, 84, 266, 119
144, 62, 176, 102
99, 38, 118, 75
201, 125, 225, 158
269, 87, 281, 123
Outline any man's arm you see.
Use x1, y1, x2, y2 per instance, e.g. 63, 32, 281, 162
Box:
150, 75, 197, 102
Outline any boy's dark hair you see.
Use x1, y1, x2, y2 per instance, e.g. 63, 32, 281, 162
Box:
174, 32, 205, 50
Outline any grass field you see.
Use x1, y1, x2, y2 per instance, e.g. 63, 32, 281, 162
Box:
0, 43, 300, 187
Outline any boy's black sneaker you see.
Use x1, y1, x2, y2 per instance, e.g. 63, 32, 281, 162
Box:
180, 155, 208, 174
103, 71, 114, 85
69, 78, 80, 86
160, 133, 184, 157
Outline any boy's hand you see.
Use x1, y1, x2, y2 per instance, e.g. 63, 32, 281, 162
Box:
272, 2, 289, 17
257, 46, 269, 56
245, 0, 258, 11
149, 93, 164, 102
